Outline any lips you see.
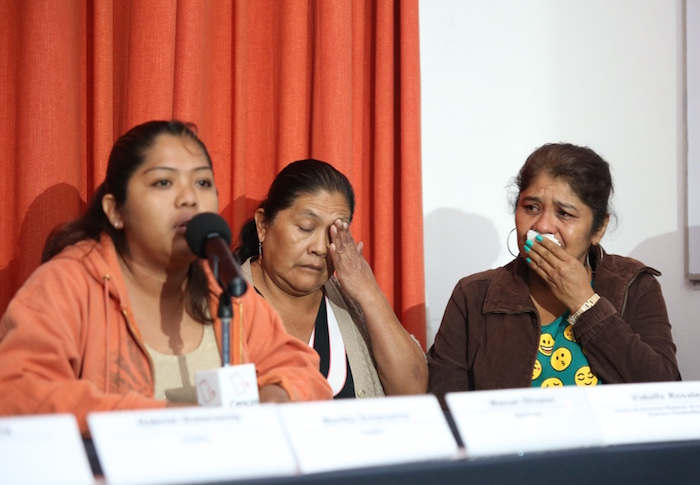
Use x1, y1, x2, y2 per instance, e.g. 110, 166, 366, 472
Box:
174, 215, 195, 233
299, 264, 323, 272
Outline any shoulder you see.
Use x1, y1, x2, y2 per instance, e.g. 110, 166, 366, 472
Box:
3, 238, 117, 324
19, 238, 111, 292
598, 249, 661, 279
453, 261, 516, 294
456, 267, 501, 287
324, 277, 370, 336
324, 276, 363, 321
239, 257, 254, 283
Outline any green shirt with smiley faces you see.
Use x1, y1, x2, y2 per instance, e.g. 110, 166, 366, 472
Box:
532, 313, 602, 388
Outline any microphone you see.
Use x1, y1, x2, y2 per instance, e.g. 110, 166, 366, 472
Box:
185, 212, 248, 298
187, 213, 260, 407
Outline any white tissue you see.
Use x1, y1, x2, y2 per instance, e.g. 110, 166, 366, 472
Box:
527, 230, 560, 246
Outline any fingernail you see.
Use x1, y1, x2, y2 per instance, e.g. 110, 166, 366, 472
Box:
526, 257, 532, 264
525, 239, 533, 248
524, 245, 531, 253
535, 234, 543, 243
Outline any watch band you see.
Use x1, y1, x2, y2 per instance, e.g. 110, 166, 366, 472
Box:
567, 293, 601, 325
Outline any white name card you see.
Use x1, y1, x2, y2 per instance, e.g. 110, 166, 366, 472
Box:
277, 394, 459, 474
87, 405, 296, 485
446, 387, 603, 457
586, 380, 700, 445
0, 414, 94, 485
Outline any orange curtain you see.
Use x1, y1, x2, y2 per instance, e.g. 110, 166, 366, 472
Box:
0, 0, 426, 347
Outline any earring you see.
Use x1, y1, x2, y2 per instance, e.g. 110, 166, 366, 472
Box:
507, 228, 519, 258
258, 241, 263, 261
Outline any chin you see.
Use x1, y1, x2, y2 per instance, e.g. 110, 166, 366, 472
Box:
293, 278, 326, 295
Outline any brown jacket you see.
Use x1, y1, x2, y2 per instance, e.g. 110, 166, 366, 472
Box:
428, 248, 680, 397
0, 236, 332, 434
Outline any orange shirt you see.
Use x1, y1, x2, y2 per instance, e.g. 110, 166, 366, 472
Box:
0, 235, 331, 434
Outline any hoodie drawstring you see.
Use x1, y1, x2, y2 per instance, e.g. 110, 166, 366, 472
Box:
103, 274, 111, 393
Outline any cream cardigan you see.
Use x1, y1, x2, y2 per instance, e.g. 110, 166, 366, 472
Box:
241, 258, 385, 397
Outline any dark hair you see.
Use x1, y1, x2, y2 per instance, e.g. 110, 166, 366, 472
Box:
42, 120, 214, 323
234, 159, 355, 262
511, 143, 614, 236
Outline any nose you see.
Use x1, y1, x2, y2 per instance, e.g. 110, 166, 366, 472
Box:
175, 182, 197, 208
309, 228, 329, 256
531, 211, 556, 234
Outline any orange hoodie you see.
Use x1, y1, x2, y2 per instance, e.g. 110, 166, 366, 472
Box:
0, 235, 332, 434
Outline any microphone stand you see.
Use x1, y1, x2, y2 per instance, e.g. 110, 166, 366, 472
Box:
218, 292, 232, 367
195, 251, 259, 407
211, 256, 233, 367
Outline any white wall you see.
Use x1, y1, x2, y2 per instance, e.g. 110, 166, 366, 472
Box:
420, 0, 700, 380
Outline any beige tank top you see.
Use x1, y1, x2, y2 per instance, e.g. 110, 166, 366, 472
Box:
146, 323, 222, 403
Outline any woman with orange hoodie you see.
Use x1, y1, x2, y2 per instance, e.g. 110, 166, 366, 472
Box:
0, 120, 332, 434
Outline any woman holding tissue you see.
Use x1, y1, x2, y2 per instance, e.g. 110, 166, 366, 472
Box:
428, 143, 680, 396
234, 159, 428, 398
0, 120, 332, 435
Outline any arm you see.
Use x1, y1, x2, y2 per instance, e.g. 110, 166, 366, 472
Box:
427, 283, 472, 397
574, 273, 680, 383
329, 220, 428, 395
239, 290, 333, 401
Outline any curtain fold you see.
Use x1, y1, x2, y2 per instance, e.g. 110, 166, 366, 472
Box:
0, 0, 426, 347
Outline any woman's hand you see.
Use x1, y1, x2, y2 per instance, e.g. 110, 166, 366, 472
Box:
258, 384, 290, 403
328, 219, 428, 395
525, 235, 595, 312
328, 219, 381, 302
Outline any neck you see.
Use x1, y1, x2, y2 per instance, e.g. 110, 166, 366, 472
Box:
250, 260, 323, 337
118, 253, 190, 302
254, 261, 322, 306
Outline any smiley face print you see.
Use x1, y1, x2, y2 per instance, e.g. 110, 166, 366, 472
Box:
563, 324, 575, 342
539, 333, 555, 356
541, 377, 563, 388
551, 347, 572, 371
532, 359, 542, 380
575, 366, 599, 386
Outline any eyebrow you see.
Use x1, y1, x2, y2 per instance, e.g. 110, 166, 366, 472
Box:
297, 208, 351, 223
143, 166, 213, 175
521, 195, 579, 212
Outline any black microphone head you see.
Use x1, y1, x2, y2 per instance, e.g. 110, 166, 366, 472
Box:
185, 212, 232, 258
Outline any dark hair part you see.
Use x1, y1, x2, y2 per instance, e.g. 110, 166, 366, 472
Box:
42, 120, 214, 323
234, 159, 355, 262
511, 143, 614, 236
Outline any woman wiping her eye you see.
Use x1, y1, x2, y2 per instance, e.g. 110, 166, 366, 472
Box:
234, 159, 428, 399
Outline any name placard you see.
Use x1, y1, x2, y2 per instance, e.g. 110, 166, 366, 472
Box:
277, 394, 459, 474
586, 381, 700, 445
87, 405, 296, 485
0, 414, 94, 485
446, 387, 603, 457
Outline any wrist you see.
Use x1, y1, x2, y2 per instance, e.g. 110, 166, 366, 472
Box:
567, 293, 600, 325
